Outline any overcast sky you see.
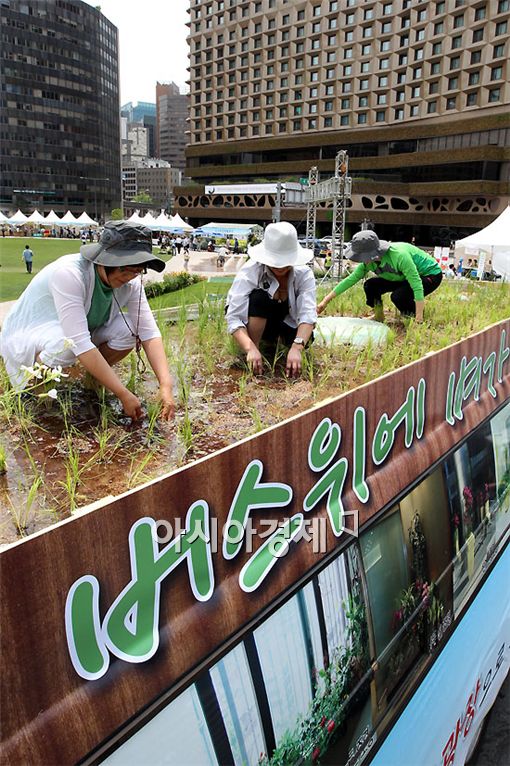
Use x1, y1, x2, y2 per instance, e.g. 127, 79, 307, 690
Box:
83, 0, 190, 104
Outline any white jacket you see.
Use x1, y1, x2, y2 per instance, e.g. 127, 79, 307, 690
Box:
0, 253, 160, 386
225, 261, 317, 335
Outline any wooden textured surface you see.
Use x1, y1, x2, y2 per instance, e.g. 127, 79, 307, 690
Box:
1, 321, 509, 765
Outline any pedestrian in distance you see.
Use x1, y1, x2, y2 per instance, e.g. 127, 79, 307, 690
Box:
317, 230, 442, 324
226, 221, 317, 377
22, 243, 34, 274
1, 221, 175, 421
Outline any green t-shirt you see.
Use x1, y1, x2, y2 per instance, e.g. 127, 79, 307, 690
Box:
87, 268, 113, 331
333, 242, 442, 302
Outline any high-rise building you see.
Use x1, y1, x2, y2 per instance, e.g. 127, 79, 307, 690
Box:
0, 0, 121, 220
121, 118, 149, 163
121, 101, 157, 158
180, 0, 510, 242
156, 82, 189, 171
122, 159, 182, 211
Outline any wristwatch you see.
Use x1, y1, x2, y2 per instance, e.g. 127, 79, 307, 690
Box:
293, 337, 305, 346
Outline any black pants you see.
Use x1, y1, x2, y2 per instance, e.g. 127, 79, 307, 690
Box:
25, 261, 32, 273
248, 289, 297, 345
364, 273, 442, 316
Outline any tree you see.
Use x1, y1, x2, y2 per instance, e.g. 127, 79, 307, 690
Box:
131, 192, 153, 205
110, 208, 123, 220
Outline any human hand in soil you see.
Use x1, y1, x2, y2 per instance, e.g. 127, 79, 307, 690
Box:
158, 385, 175, 421
286, 346, 303, 378
120, 390, 144, 420
246, 347, 263, 375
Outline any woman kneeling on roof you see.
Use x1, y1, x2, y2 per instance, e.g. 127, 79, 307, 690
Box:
318, 231, 442, 323
226, 222, 317, 378
0, 221, 174, 421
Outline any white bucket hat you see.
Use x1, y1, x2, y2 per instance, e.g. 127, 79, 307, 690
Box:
248, 222, 313, 268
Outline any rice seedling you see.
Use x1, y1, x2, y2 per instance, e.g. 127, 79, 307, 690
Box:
7, 474, 42, 537
0, 443, 6, 474
127, 450, 155, 489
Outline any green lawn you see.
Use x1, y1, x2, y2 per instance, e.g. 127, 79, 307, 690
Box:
0, 237, 173, 302
148, 279, 233, 309
0, 237, 84, 301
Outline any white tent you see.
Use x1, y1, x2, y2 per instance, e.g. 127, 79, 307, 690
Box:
154, 211, 173, 229
170, 213, 194, 232
141, 212, 158, 228
8, 209, 28, 225
454, 205, 510, 280
0, 211, 10, 224
193, 221, 254, 238
26, 209, 46, 224
127, 210, 145, 224
75, 211, 98, 226
44, 210, 62, 225
59, 210, 78, 225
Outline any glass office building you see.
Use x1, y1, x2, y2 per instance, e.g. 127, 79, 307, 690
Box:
0, 0, 121, 220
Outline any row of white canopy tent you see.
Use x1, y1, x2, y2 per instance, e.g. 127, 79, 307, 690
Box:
0, 209, 98, 226
127, 210, 194, 232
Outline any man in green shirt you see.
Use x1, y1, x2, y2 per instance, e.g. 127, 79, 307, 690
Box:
318, 231, 442, 323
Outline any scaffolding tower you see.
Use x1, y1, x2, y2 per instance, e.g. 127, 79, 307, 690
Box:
305, 150, 352, 281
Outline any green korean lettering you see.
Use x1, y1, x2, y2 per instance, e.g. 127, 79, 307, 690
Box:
453, 356, 482, 420
65, 575, 109, 681
239, 514, 304, 593
416, 377, 426, 439
304, 419, 348, 536
372, 386, 415, 465
483, 351, 497, 398
352, 407, 369, 504
223, 459, 292, 560
497, 329, 510, 383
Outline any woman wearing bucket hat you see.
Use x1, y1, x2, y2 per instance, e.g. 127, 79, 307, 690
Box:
317, 231, 442, 323
226, 222, 317, 376
0, 221, 175, 420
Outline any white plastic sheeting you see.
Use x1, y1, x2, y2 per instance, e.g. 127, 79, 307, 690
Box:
315, 316, 391, 347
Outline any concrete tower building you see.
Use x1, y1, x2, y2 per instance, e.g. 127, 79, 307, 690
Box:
0, 0, 121, 219
156, 82, 189, 172
179, 0, 510, 242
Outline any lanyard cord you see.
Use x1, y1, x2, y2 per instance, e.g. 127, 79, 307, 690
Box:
109, 275, 147, 375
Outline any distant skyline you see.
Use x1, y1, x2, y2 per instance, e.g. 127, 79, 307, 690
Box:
83, 0, 189, 104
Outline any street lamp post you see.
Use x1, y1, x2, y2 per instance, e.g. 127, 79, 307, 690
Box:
79, 177, 110, 223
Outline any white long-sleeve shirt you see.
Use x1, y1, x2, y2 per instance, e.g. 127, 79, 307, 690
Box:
225, 260, 317, 335
0, 253, 160, 386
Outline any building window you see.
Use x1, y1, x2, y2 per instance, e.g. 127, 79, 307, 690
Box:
293, 120, 302, 131
427, 100, 437, 113
453, 14, 464, 27
410, 104, 420, 116
343, 64, 352, 75
450, 56, 460, 70
446, 96, 457, 109
432, 42, 442, 55
429, 81, 439, 94
362, 43, 372, 55
434, 21, 444, 34
488, 88, 501, 102
466, 92, 478, 106
362, 26, 373, 38
498, 0, 509, 10
436, 1, 446, 12
472, 28, 484, 43
361, 61, 371, 73
396, 90, 405, 102
493, 44, 505, 58
471, 50, 482, 64
381, 21, 392, 33
383, 3, 393, 15
495, 20, 508, 35
491, 66, 503, 80
340, 115, 349, 125
394, 108, 404, 120
448, 76, 459, 89
324, 116, 333, 127
431, 61, 441, 74
341, 98, 350, 109
358, 113, 368, 124
411, 86, 420, 98
308, 118, 317, 129
451, 34, 462, 49
358, 95, 369, 107
468, 71, 480, 85
379, 58, 390, 70
474, 6, 486, 20
378, 75, 389, 87
359, 78, 369, 91
376, 109, 386, 122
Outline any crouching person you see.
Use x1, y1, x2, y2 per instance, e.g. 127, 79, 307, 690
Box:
0, 221, 175, 420
226, 222, 317, 377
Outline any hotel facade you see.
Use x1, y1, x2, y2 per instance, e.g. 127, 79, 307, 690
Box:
179, 0, 510, 242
